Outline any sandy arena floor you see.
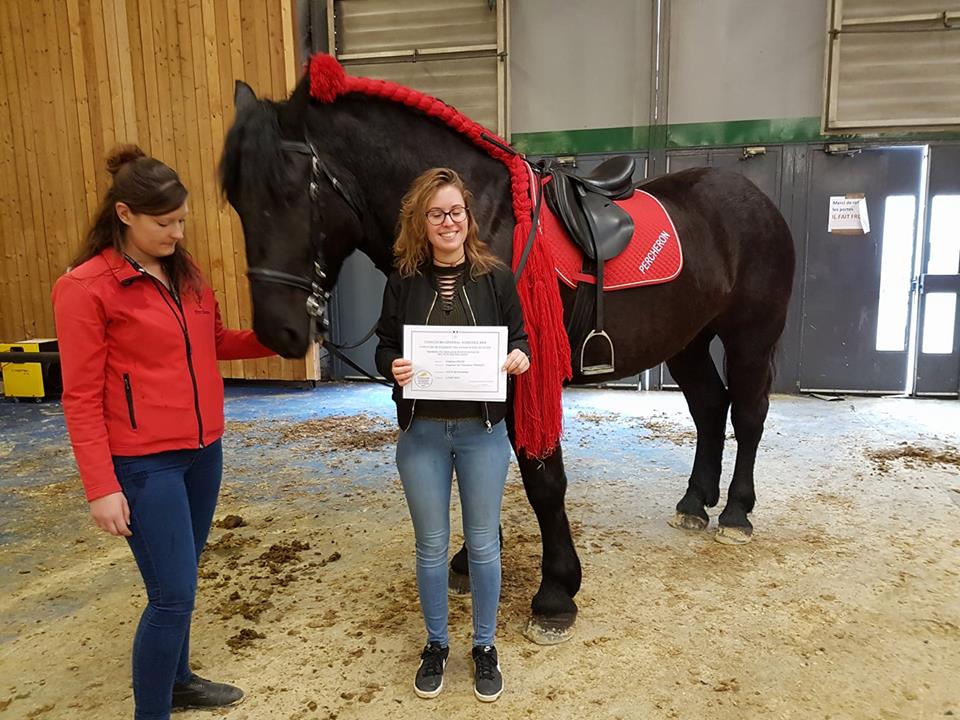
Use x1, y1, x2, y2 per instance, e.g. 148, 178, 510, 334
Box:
1, 385, 958, 719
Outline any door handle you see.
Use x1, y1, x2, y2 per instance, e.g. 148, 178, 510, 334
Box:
918, 274, 960, 294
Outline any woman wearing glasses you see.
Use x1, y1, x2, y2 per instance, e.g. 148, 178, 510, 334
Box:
375, 168, 530, 702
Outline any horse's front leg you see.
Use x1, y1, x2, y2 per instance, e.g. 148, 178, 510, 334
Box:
516, 444, 581, 643
449, 443, 581, 644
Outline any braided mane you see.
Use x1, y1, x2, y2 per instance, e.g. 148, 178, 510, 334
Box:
308, 53, 570, 458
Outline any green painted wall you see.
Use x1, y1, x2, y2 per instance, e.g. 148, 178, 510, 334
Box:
511, 117, 960, 156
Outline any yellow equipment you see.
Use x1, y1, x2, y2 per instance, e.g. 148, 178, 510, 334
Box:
0, 338, 60, 400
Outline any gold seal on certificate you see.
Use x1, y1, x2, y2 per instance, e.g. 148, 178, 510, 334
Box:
413, 370, 434, 388
402, 325, 508, 401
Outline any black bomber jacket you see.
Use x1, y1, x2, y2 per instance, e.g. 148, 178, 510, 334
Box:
374, 261, 531, 430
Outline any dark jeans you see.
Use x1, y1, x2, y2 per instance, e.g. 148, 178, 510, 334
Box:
113, 439, 223, 720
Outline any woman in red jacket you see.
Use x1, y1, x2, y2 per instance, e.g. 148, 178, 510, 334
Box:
53, 145, 274, 720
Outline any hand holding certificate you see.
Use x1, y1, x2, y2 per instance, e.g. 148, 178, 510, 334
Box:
402, 325, 508, 401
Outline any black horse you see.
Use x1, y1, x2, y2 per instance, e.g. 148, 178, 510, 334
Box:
220, 68, 795, 644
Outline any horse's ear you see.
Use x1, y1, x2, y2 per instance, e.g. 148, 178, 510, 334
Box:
234, 80, 258, 113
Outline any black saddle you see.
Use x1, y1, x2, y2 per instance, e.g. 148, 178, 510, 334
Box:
544, 156, 635, 261
542, 155, 638, 376
557, 154, 636, 196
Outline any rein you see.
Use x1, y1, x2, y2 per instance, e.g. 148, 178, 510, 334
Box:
478, 133, 543, 282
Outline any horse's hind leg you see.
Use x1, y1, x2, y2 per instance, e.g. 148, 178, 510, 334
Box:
448, 435, 581, 645
714, 336, 777, 545
665, 329, 730, 531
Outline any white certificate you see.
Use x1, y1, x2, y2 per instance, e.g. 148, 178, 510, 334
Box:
402, 325, 508, 401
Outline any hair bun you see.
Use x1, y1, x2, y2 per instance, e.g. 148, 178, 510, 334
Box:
106, 144, 147, 175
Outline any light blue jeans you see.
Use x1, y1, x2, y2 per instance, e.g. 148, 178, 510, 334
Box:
396, 417, 511, 648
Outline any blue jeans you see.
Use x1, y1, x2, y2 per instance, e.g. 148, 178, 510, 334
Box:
113, 440, 223, 720
396, 418, 511, 647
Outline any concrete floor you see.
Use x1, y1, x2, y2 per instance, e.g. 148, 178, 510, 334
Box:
0, 384, 958, 719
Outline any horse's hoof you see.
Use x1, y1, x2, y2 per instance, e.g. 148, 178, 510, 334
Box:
668, 512, 708, 532
524, 614, 576, 645
715, 525, 753, 545
448, 570, 470, 595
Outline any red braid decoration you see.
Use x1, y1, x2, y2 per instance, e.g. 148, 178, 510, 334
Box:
308, 53, 571, 458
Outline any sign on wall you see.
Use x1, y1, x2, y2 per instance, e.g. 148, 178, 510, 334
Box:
828, 194, 870, 234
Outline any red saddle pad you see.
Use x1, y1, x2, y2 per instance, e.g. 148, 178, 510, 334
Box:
541, 189, 682, 290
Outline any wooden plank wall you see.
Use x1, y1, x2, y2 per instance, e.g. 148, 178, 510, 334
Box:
0, 0, 318, 381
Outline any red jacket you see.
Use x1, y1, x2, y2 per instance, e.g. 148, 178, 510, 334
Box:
52, 248, 274, 501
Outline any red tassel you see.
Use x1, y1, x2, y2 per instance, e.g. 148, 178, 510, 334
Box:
510, 194, 572, 458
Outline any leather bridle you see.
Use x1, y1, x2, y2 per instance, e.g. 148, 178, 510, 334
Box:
244, 136, 388, 383
244, 137, 363, 336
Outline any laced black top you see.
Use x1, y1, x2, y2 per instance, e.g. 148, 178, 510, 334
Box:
433, 264, 468, 319
415, 262, 481, 420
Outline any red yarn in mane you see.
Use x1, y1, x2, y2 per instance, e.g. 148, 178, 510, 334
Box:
307, 53, 571, 458
309, 53, 347, 102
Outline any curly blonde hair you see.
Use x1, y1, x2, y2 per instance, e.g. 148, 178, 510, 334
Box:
394, 168, 503, 278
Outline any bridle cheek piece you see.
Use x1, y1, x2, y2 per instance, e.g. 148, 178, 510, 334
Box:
244, 138, 342, 339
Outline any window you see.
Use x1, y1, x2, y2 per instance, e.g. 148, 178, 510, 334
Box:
823, 0, 960, 133
921, 194, 960, 353
875, 195, 916, 352
328, 0, 508, 135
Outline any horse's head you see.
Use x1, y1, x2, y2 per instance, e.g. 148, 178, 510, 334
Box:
219, 81, 365, 358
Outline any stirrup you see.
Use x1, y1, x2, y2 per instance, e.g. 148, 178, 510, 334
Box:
580, 330, 615, 375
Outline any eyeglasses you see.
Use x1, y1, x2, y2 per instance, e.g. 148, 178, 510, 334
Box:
425, 205, 468, 226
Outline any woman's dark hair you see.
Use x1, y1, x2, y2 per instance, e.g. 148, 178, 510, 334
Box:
72, 144, 199, 293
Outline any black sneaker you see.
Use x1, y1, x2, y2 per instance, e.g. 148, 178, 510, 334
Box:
414, 642, 449, 699
171, 674, 244, 711
472, 645, 503, 702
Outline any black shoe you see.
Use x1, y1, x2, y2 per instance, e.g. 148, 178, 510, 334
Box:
414, 642, 449, 699
171, 674, 244, 711
472, 645, 503, 702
